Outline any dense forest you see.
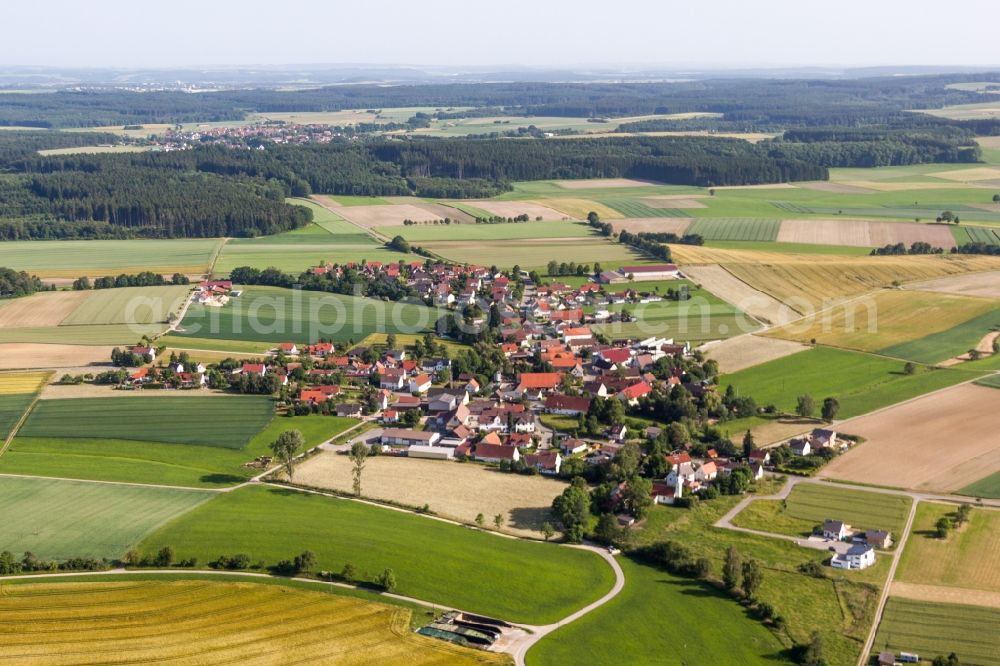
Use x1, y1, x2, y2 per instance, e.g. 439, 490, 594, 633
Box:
0, 74, 996, 128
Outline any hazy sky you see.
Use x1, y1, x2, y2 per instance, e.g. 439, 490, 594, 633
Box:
4, 0, 999, 69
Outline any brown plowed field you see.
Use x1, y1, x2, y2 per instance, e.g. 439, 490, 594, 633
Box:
611, 218, 692, 234
0, 291, 89, 329
776, 219, 957, 248
819, 383, 1000, 492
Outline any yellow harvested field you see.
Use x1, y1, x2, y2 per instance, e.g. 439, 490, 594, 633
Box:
680, 264, 794, 326
554, 178, 659, 189
0, 343, 115, 370
896, 503, 1000, 599
795, 181, 878, 194
541, 198, 625, 220
0, 580, 505, 665
672, 244, 1000, 313
465, 200, 571, 220
929, 166, 1000, 181
819, 384, 1000, 492
332, 203, 453, 228
611, 218, 692, 235
763, 289, 997, 352
0, 371, 49, 395
905, 270, 1000, 298
890, 582, 1000, 609
776, 219, 957, 249
0, 291, 89, 329
701, 334, 808, 373
295, 452, 568, 538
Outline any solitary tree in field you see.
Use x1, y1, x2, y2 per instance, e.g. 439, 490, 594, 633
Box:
475, 513, 485, 527
541, 522, 555, 541
376, 568, 396, 592
723, 546, 742, 591
494, 514, 504, 529
349, 441, 370, 496
935, 516, 952, 539
795, 394, 815, 419
821, 397, 840, 422
270, 430, 305, 482
993, 194, 1000, 203
903, 362, 916, 375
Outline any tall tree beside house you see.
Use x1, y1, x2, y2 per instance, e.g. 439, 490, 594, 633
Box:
742, 430, 756, 458
349, 442, 370, 497
723, 545, 742, 591
622, 476, 653, 519
821, 397, 840, 422
269, 430, 304, 483
795, 394, 815, 418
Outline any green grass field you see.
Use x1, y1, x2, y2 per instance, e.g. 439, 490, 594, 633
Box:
139, 484, 616, 625
1, 414, 357, 488
175, 286, 440, 344
633, 487, 888, 666
60, 285, 191, 326
596, 197, 689, 218
732, 484, 912, 541
0, 323, 151, 345
393, 220, 596, 241
419, 237, 650, 270
0, 393, 34, 441
871, 598, 1000, 666
0, 239, 221, 277
18, 395, 273, 448
719, 346, 985, 419
0, 476, 212, 560
957, 471, 1000, 498
526, 557, 788, 665
212, 243, 413, 276
880, 304, 1000, 363
687, 218, 782, 241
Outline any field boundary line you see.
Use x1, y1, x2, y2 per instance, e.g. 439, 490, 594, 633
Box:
206, 237, 230, 277
0, 372, 52, 459
0, 472, 222, 493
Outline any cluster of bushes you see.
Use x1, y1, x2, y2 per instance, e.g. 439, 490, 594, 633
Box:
0, 551, 110, 575
0, 267, 47, 298
934, 503, 971, 538
871, 242, 944, 256
545, 260, 594, 277
472, 214, 537, 223
73, 272, 190, 290
617, 230, 673, 262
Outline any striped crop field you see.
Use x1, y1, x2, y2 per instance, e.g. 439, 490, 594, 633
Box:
686, 218, 781, 241
0, 371, 48, 441
0, 371, 49, 396
0, 580, 507, 665
596, 198, 688, 218
872, 598, 1000, 666
0, 476, 212, 560
59, 285, 192, 326
18, 395, 274, 449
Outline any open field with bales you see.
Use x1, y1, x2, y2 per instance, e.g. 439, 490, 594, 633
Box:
818, 383, 1000, 492
295, 453, 568, 538
0, 239, 221, 278
0, 476, 212, 560
138, 484, 616, 625
1, 414, 357, 488
0, 579, 507, 666
763, 290, 1000, 356
175, 286, 439, 345
871, 598, 1000, 666
702, 335, 809, 373
732, 483, 912, 541
719, 346, 984, 419
896, 503, 1000, 598
19, 395, 274, 448
526, 557, 787, 666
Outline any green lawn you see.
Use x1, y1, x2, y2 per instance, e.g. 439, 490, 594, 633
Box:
394, 220, 596, 241
0, 239, 221, 277
1, 414, 356, 488
880, 305, 1000, 363
19, 395, 274, 449
156, 334, 274, 354
175, 286, 440, 344
0, 393, 34, 441
871, 598, 1000, 666
732, 484, 912, 542
138, 485, 616, 625
633, 490, 887, 666
957, 471, 1000, 498
60, 285, 191, 326
719, 346, 985, 419
0, 476, 212, 560
526, 557, 789, 666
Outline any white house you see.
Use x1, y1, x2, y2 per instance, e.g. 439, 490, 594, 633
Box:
409, 373, 432, 394
831, 543, 875, 570
822, 520, 849, 540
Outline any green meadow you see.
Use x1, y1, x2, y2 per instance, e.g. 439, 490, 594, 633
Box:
0, 476, 212, 560
872, 598, 1000, 666
139, 484, 616, 625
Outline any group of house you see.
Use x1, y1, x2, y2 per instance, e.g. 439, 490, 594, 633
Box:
821, 519, 893, 570
195, 279, 235, 307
